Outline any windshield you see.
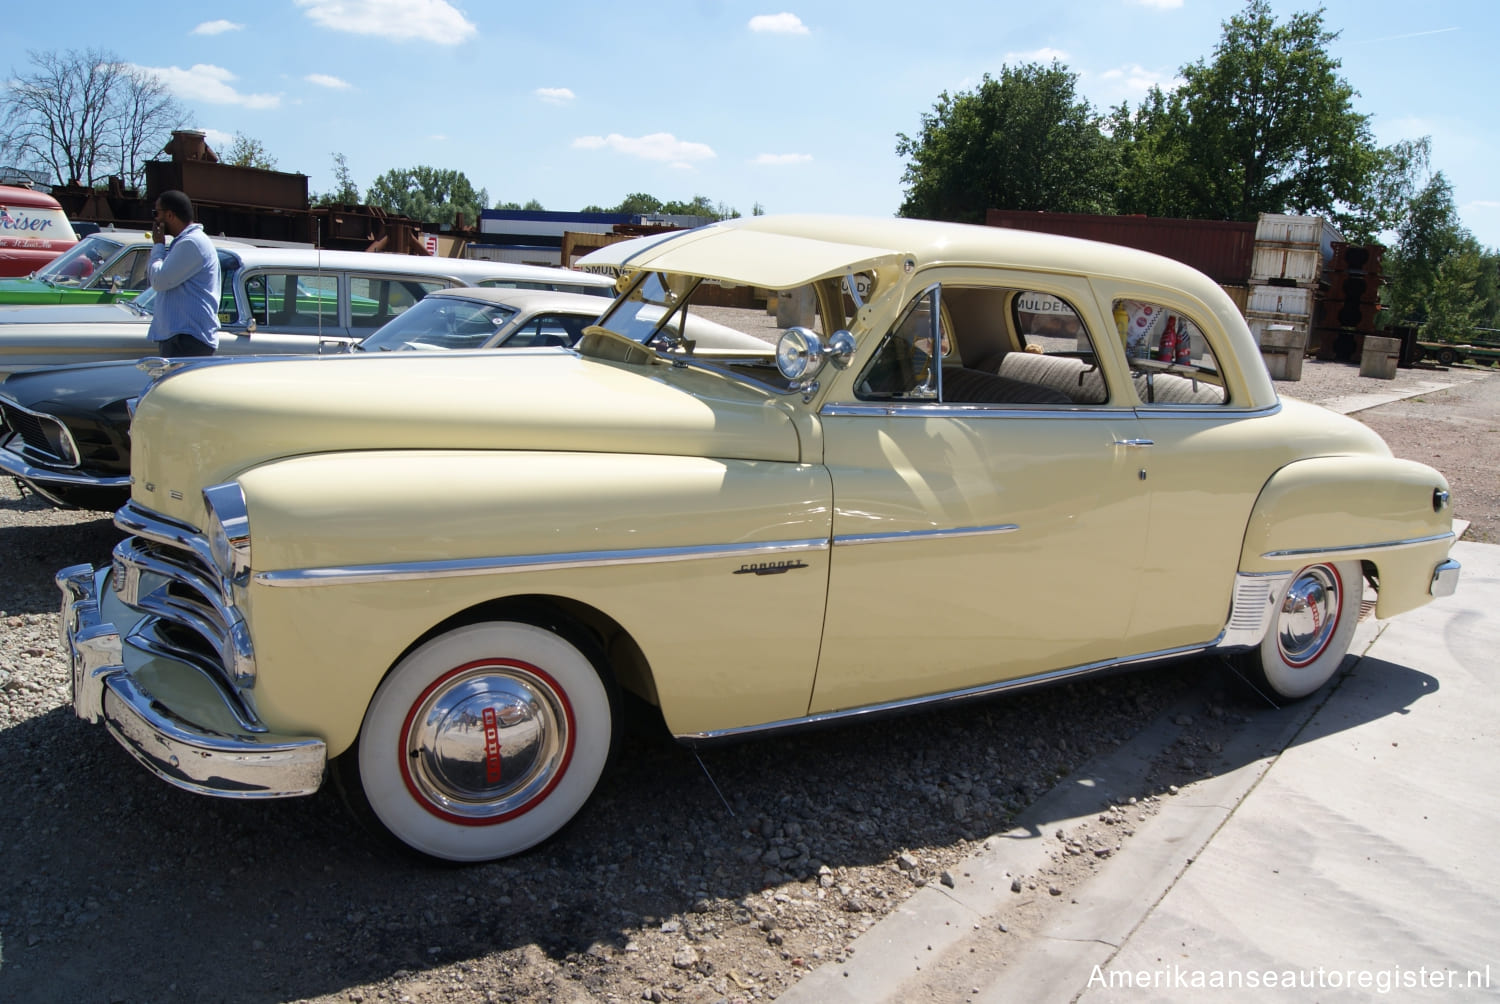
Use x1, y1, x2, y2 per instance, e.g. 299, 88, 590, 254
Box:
357, 295, 519, 351
33, 235, 126, 285
591, 270, 830, 390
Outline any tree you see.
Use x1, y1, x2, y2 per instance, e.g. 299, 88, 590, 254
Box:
366, 166, 488, 226
4, 48, 126, 187
1154, 1, 1375, 223
108, 65, 182, 190
613, 192, 662, 215
223, 133, 277, 171
1385, 173, 1469, 327
895, 61, 1116, 222
313, 152, 362, 206
494, 198, 544, 211
1421, 248, 1484, 344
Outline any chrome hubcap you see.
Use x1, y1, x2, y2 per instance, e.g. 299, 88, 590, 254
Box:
1276, 565, 1341, 668
402, 660, 571, 823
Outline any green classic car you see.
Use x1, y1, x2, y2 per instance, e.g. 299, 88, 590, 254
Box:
0, 232, 158, 305
58, 215, 1460, 863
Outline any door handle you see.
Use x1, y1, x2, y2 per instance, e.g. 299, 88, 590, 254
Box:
1114, 438, 1155, 447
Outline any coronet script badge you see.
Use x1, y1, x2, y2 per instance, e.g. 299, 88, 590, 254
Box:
734, 560, 809, 576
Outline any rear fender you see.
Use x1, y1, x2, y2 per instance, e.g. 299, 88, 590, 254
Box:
1240, 455, 1454, 618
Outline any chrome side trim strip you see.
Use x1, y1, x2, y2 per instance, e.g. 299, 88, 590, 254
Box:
822, 403, 1122, 418
255, 537, 831, 588
677, 637, 1223, 743
834, 524, 1019, 547
1261, 531, 1454, 560
1135, 402, 1281, 419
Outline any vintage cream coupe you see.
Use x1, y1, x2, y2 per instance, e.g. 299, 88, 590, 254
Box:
59, 215, 1460, 862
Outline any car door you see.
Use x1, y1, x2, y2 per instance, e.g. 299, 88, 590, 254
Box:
220, 268, 352, 355
809, 272, 1150, 714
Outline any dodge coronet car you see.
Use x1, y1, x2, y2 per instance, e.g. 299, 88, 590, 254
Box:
58, 215, 1460, 862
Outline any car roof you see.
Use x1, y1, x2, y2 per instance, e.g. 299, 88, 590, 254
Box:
421, 286, 612, 313
212, 245, 613, 288
589, 214, 1225, 296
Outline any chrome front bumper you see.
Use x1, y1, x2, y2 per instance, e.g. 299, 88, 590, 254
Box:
57, 563, 325, 799
0, 445, 130, 490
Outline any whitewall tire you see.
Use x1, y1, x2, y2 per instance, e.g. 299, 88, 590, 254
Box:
347, 620, 616, 862
1240, 561, 1361, 700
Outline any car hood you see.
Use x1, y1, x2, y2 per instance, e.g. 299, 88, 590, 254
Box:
0, 301, 144, 326
130, 348, 802, 525
0, 357, 154, 415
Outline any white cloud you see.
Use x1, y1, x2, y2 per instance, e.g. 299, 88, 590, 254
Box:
572, 133, 716, 164
1003, 47, 1069, 65
536, 87, 575, 104
1468, 200, 1500, 210
1098, 64, 1181, 96
306, 73, 352, 90
754, 153, 813, 166
193, 20, 244, 35
294, 0, 477, 45
749, 13, 809, 35
201, 128, 235, 150
134, 64, 281, 109
1130, 0, 1183, 9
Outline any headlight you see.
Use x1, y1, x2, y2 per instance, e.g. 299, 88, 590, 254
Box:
203, 482, 252, 586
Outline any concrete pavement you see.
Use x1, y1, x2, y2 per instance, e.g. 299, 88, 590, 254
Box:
781, 540, 1498, 1003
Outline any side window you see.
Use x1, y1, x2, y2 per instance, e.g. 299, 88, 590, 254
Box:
349, 276, 448, 329
1112, 299, 1228, 405
854, 284, 1101, 407
85, 248, 149, 291
246, 272, 337, 328
854, 286, 950, 400
504, 313, 590, 348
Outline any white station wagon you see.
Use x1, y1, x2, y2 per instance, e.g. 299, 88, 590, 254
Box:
0, 246, 613, 376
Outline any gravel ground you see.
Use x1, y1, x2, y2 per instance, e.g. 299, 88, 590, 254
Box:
0, 357, 1492, 1004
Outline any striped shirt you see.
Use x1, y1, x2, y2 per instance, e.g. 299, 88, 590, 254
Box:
147, 223, 221, 348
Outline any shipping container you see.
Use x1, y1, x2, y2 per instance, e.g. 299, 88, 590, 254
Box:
985, 210, 1256, 286
1247, 285, 1313, 318
1253, 213, 1342, 259
1251, 245, 1322, 286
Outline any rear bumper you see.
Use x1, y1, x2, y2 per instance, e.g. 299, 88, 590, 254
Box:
1431, 558, 1461, 598
57, 563, 325, 798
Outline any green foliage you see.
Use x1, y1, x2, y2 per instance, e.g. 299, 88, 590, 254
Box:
366, 166, 488, 226
1385, 173, 1470, 327
312, 152, 362, 206
1154, 0, 1374, 222
895, 62, 1115, 222
223, 133, 277, 171
1421, 248, 1484, 344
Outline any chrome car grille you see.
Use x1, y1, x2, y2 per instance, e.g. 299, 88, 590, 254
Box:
0, 399, 79, 467
112, 502, 259, 710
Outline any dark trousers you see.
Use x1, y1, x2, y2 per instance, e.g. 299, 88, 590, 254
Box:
156, 333, 215, 357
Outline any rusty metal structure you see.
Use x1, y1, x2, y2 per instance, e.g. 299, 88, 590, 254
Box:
52, 131, 463, 254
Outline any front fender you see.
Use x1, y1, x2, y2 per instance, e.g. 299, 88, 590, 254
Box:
232, 450, 834, 753
1240, 455, 1454, 617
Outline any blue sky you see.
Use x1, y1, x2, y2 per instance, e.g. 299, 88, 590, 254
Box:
7, 1, 1497, 248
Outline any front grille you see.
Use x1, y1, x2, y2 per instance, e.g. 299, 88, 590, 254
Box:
0, 401, 77, 466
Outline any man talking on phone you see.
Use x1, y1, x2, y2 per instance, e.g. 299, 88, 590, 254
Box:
147, 189, 220, 356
